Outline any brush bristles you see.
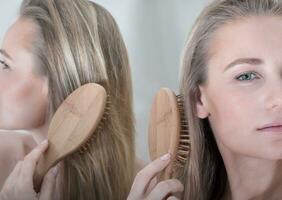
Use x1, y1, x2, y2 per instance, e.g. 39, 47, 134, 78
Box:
78, 94, 111, 154
175, 94, 190, 168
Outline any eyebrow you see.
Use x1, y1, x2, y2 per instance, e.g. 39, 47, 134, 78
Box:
0, 49, 12, 60
223, 58, 263, 72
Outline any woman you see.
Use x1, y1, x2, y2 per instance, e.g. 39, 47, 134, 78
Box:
129, 0, 282, 199
0, 0, 139, 199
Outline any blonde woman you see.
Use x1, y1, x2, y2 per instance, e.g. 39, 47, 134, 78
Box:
0, 0, 141, 199
128, 0, 282, 199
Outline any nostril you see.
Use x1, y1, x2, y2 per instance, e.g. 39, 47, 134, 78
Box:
268, 98, 282, 110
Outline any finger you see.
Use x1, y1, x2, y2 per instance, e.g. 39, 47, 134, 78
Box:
146, 176, 158, 194
2, 161, 23, 187
146, 179, 184, 200
39, 166, 59, 200
21, 140, 48, 179
9, 161, 23, 181
10, 160, 23, 177
166, 196, 179, 200
131, 153, 171, 197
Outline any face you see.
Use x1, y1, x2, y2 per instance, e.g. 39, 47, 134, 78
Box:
197, 16, 282, 160
0, 18, 48, 130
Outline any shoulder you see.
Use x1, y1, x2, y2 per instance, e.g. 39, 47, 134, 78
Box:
0, 131, 36, 188
0, 130, 36, 159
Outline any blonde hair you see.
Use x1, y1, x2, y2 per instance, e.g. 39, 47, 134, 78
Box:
20, 0, 135, 199
180, 0, 282, 199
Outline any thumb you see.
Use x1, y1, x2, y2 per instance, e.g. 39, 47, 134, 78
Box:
38, 166, 58, 200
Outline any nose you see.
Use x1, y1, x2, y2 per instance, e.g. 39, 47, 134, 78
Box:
264, 79, 282, 111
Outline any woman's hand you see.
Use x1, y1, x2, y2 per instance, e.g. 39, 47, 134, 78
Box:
0, 140, 58, 200
127, 153, 184, 200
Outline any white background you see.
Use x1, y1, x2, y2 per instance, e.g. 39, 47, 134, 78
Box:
0, 0, 209, 161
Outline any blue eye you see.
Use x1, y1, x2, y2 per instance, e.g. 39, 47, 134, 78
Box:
235, 72, 259, 81
0, 60, 10, 70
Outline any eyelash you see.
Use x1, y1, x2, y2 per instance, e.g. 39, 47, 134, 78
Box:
235, 71, 260, 81
0, 60, 10, 70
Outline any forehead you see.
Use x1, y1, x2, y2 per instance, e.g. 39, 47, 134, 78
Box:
208, 15, 282, 68
2, 18, 39, 53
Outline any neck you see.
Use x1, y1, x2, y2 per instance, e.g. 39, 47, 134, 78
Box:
27, 120, 50, 144
221, 149, 282, 200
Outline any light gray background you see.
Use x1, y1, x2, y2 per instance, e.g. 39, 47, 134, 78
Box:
0, 0, 209, 161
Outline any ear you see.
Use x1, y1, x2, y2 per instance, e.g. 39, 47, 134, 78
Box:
196, 86, 210, 119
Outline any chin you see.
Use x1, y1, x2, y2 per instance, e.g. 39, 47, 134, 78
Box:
262, 147, 282, 160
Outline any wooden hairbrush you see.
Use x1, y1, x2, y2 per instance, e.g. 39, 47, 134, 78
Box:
149, 88, 190, 181
33, 83, 109, 192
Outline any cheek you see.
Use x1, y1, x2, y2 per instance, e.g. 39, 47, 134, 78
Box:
210, 93, 255, 130
0, 73, 48, 129
207, 88, 259, 152
4, 74, 37, 107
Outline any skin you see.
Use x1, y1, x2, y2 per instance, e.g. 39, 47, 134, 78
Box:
196, 15, 282, 199
0, 17, 147, 199
129, 15, 282, 200
0, 18, 49, 188
0, 141, 58, 200
128, 154, 184, 200
0, 18, 49, 134
0, 18, 56, 198
0, 131, 36, 188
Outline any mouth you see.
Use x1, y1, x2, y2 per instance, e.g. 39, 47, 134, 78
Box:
257, 124, 282, 133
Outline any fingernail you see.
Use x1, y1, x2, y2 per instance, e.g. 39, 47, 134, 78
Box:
161, 153, 171, 161
52, 166, 59, 176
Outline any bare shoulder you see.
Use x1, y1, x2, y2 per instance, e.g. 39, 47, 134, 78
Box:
0, 131, 36, 188
0, 131, 36, 158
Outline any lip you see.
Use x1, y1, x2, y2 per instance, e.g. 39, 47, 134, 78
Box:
257, 123, 282, 133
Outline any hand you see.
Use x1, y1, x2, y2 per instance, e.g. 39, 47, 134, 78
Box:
0, 140, 58, 200
127, 153, 184, 200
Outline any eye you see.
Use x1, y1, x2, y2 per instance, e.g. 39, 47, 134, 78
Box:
235, 72, 259, 81
0, 60, 10, 70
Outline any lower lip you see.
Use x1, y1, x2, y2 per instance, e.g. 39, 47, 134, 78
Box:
258, 126, 282, 134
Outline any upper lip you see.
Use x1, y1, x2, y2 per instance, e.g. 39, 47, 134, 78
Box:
257, 122, 282, 130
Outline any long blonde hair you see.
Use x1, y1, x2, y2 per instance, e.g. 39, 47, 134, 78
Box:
180, 0, 282, 199
20, 0, 135, 199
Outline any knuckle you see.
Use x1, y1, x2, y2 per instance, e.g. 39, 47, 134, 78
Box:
172, 179, 184, 191
23, 154, 29, 161
24, 152, 33, 161
25, 149, 41, 161
17, 160, 23, 166
135, 170, 146, 181
151, 160, 161, 169
158, 181, 171, 191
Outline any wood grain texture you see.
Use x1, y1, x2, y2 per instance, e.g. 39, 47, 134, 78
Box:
148, 88, 180, 181
33, 83, 107, 192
